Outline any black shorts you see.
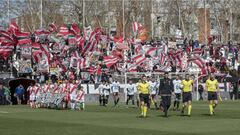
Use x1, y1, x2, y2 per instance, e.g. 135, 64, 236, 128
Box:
127, 95, 134, 100
113, 92, 119, 96
139, 93, 150, 104
175, 93, 181, 101
182, 92, 192, 103
151, 94, 157, 99
208, 92, 218, 100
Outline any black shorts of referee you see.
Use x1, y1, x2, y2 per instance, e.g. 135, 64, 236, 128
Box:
139, 93, 150, 104
182, 92, 192, 103
208, 91, 218, 100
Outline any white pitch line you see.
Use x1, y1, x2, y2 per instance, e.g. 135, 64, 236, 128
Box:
0, 111, 9, 113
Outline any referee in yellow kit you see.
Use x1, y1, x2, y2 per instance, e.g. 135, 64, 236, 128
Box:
137, 75, 150, 118
205, 74, 219, 115
181, 74, 194, 116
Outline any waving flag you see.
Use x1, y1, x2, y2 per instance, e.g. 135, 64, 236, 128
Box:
0, 30, 14, 42
8, 19, 19, 34
49, 22, 57, 32
133, 22, 142, 33
103, 55, 120, 68
145, 47, 157, 57
132, 54, 146, 65
57, 25, 70, 37
70, 23, 81, 36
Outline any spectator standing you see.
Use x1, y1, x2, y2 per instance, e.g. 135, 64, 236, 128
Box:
15, 84, 25, 105
3, 86, 12, 105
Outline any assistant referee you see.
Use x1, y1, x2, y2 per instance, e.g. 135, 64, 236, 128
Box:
205, 74, 219, 115
137, 76, 150, 118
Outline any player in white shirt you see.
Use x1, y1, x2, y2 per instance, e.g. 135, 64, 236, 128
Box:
76, 86, 85, 110
97, 81, 104, 106
69, 81, 77, 110
126, 80, 135, 107
150, 78, 159, 110
111, 80, 121, 107
35, 83, 42, 108
103, 81, 110, 106
27, 83, 36, 108
172, 75, 182, 111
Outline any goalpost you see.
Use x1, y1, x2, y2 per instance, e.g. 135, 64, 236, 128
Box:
124, 72, 200, 101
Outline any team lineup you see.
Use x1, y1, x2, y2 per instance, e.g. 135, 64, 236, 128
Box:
25, 72, 221, 118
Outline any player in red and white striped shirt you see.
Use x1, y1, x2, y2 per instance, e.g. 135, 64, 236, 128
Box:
76, 86, 85, 110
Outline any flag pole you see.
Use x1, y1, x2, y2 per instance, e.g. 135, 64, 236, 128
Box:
8, 0, 10, 22
108, 0, 110, 37
40, 0, 43, 28
83, 0, 85, 28
122, 0, 125, 39
204, 0, 207, 45
151, 0, 154, 39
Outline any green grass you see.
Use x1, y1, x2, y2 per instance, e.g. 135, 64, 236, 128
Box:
1, 101, 240, 135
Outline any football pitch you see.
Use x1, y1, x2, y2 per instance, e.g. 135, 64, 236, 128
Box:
0, 101, 240, 135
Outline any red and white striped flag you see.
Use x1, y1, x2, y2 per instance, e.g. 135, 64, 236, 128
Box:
132, 54, 146, 65
49, 22, 57, 32
103, 55, 120, 68
145, 47, 157, 57
133, 22, 142, 33
0, 30, 14, 42
77, 58, 89, 69
57, 25, 70, 37
8, 19, 19, 34
70, 23, 81, 36
158, 52, 168, 65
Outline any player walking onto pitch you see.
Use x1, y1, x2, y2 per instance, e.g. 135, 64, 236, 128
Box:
111, 80, 121, 107
76, 86, 85, 110
126, 80, 135, 107
159, 72, 174, 117
181, 74, 194, 116
97, 81, 104, 106
149, 78, 159, 110
137, 76, 150, 118
205, 74, 219, 115
103, 81, 110, 107
172, 75, 182, 111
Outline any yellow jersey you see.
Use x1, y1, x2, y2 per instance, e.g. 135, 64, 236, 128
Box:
181, 79, 193, 92
137, 82, 150, 94
205, 79, 218, 92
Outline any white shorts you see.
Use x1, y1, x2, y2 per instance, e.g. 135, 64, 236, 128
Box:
30, 95, 36, 101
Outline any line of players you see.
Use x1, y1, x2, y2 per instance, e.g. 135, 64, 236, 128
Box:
26, 80, 85, 110
96, 73, 220, 118
137, 73, 220, 118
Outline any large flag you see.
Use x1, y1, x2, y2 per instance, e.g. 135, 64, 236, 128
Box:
103, 55, 120, 68
15, 31, 31, 45
32, 42, 42, 63
70, 23, 81, 36
0, 30, 14, 42
7, 19, 19, 34
81, 29, 101, 55
57, 25, 70, 37
48, 22, 57, 32
132, 54, 146, 66
0, 45, 13, 60
158, 52, 168, 65
144, 47, 157, 57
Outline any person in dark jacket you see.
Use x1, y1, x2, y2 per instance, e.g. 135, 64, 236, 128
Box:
159, 72, 174, 117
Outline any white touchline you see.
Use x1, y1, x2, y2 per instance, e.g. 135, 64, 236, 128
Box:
0, 111, 9, 113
